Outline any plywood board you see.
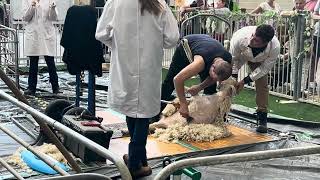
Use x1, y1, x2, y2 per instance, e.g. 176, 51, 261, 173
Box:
98, 110, 274, 159
188, 125, 272, 150
109, 137, 192, 159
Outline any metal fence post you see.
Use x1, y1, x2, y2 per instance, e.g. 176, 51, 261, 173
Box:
293, 13, 304, 100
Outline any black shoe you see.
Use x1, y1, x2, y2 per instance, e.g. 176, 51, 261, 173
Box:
123, 154, 148, 167
52, 88, 61, 94
130, 165, 152, 179
24, 89, 36, 96
256, 111, 268, 133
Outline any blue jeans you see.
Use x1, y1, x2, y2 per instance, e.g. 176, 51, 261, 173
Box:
126, 116, 149, 170
28, 56, 59, 91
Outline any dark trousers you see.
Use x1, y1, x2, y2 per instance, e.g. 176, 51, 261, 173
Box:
126, 116, 149, 170
160, 45, 217, 112
28, 56, 59, 91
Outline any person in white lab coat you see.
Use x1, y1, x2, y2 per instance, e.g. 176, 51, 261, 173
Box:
230, 24, 280, 133
22, 0, 59, 96
95, 0, 179, 178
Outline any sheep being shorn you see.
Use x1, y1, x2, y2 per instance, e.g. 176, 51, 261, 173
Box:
151, 78, 237, 142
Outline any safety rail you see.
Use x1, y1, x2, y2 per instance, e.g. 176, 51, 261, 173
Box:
0, 90, 132, 180
0, 125, 69, 176
180, 13, 232, 40
154, 145, 320, 180
169, 10, 320, 106
6, 8, 320, 105
0, 24, 19, 86
0, 157, 24, 180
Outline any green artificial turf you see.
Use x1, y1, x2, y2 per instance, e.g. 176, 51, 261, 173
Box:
233, 88, 320, 122
162, 68, 320, 123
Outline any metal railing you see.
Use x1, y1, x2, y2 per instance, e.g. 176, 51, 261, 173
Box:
0, 24, 19, 86
168, 10, 320, 106
0, 90, 132, 180
154, 145, 320, 180
6, 8, 320, 105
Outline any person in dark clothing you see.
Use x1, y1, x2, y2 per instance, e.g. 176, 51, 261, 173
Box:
60, 5, 104, 77
159, 34, 232, 120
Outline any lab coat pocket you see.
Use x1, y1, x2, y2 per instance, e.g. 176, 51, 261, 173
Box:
44, 25, 55, 40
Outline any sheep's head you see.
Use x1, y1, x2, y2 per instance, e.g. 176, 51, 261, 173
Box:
217, 77, 237, 97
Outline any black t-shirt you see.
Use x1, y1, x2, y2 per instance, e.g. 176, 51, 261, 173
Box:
249, 45, 267, 57
185, 34, 232, 77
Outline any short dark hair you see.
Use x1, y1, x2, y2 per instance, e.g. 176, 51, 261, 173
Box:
255, 24, 275, 43
215, 61, 232, 81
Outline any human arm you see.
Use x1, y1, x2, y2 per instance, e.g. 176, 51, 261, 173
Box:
229, 33, 245, 77
95, 0, 115, 47
48, 1, 58, 21
248, 42, 281, 81
174, 55, 205, 118
22, 0, 36, 22
250, 6, 262, 14
187, 76, 216, 95
162, 4, 180, 49
314, 0, 320, 15
180, 0, 204, 15
180, 6, 200, 15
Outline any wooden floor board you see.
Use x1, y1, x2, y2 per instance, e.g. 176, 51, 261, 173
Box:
98, 110, 274, 159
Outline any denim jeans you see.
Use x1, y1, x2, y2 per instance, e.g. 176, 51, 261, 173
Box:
126, 116, 149, 170
28, 56, 59, 91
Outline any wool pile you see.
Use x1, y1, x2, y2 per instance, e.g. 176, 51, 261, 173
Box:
151, 77, 237, 142
6, 143, 68, 171
152, 122, 231, 143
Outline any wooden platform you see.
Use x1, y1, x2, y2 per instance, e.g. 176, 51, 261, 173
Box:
97, 110, 274, 159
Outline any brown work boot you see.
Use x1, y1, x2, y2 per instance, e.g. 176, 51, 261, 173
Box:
123, 154, 148, 167
130, 166, 152, 179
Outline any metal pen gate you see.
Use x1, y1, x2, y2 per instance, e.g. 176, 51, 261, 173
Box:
162, 12, 232, 71
0, 24, 19, 86
180, 12, 232, 46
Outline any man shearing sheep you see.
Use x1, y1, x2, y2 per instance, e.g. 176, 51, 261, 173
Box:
152, 34, 232, 122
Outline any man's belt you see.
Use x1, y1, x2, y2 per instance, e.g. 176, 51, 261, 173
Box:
181, 38, 193, 64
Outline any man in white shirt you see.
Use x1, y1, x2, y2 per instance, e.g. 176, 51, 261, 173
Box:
230, 24, 280, 133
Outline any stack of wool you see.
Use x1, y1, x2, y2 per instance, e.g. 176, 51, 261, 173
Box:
151, 77, 237, 142
6, 143, 68, 171
152, 122, 231, 143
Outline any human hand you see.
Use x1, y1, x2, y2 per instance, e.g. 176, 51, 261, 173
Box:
186, 85, 201, 96
235, 80, 244, 94
178, 102, 190, 119
180, 7, 186, 15
50, 2, 56, 8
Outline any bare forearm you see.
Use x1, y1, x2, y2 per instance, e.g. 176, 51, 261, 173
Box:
174, 77, 187, 104
23, 6, 36, 22
198, 76, 215, 90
